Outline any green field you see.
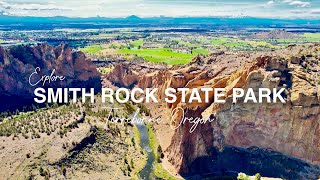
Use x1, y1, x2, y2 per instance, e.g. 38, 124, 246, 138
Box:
277, 33, 320, 44
303, 33, 320, 39
211, 37, 277, 49
192, 48, 209, 55
80, 44, 105, 53
80, 34, 308, 65
176, 39, 201, 48
211, 37, 252, 48
211, 37, 231, 45
130, 39, 144, 48
116, 48, 193, 65
91, 33, 116, 38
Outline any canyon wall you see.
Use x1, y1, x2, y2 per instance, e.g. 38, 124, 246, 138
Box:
0, 43, 101, 111
107, 44, 320, 179
166, 48, 320, 179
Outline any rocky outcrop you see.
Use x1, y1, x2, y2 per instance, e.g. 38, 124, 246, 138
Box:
107, 64, 139, 88
106, 44, 320, 179
165, 45, 320, 179
0, 43, 101, 111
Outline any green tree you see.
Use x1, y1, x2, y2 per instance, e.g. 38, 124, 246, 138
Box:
237, 173, 250, 180
255, 173, 262, 180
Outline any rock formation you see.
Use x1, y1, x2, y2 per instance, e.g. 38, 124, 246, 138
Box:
165, 45, 320, 179
0, 43, 101, 111
107, 44, 320, 179
107, 64, 139, 88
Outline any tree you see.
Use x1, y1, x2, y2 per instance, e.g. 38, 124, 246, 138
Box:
255, 173, 262, 180
131, 137, 135, 147
157, 145, 164, 162
237, 173, 250, 180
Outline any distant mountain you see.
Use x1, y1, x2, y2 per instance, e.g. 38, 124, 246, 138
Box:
126, 15, 141, 20
0, 15, 319, 30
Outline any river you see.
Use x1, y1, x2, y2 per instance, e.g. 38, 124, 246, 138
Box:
135, 121, 156, 180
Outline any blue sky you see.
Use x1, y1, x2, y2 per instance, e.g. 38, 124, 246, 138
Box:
0, 0, 319, 19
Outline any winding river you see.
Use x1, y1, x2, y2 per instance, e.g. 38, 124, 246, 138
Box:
135, 121, 156, 180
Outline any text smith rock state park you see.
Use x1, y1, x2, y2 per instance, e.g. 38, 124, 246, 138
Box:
29, 67, 286, 105
33, 87, 286, 104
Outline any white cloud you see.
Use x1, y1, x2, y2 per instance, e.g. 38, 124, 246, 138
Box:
283, 0, 310, 7
267, 0, 275, 5
0, 0, 319, 18
289, 1, 310, 7
266, 0, 275, 7
0, 1, 71, 11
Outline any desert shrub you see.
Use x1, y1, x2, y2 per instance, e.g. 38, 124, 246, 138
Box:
39, 166, 45, 176
157, 145, 164, 162
255, 173, 262, 180
124, 157, 128, 164
61, 164, 67, 177
131, 137, 135, 146
130, 159, 134, 168
237, 173, 250, 180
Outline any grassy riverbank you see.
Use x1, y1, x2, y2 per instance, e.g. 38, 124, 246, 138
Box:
131, 126, 148, 180
146, 124, 182, 180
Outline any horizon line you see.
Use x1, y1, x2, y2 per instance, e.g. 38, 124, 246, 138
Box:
1, 14, 320, 21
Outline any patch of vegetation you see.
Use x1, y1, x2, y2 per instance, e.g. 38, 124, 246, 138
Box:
116, 48, 193, 65
277, 33, 320, 44
192, 48, 209, 55
131, 126, 147, 179
154, 163, 180, 180
177, 39, 201, 48
58, 112, 85, 137
80, 44, 105, 54
56, 126, 117, 171
146, 124, 181, 180
98, 67, 113, 75
237, 172, 262, 180
210, 37, 279, 51
211, 37, 230, 45
0, 104, 81, 138
39, 166, 50, 179
303, 33, 320, 40
255, 173, 262, 180
130, 39, 144, 48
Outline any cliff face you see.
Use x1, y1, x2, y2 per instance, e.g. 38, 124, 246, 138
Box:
166, 45, 319, 179
107, 64, 139, 88
107, 44, 320, 179
0, 43, 101, 111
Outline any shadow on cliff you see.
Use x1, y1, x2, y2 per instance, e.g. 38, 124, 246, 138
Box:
183, 146, 320, 180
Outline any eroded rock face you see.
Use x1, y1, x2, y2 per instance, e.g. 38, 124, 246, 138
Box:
107, 64, 139, 88
0, 43, 101, 111
164, 45, 320, 179
106, 44, 320, 179
107, 61, 168, 89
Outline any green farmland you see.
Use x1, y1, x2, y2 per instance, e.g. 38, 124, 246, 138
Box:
116, 48, 193, 65
78, 33, 320, 65
80, 44, 105, 53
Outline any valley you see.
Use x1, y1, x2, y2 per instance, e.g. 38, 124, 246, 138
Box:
0, 16, 319, 180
